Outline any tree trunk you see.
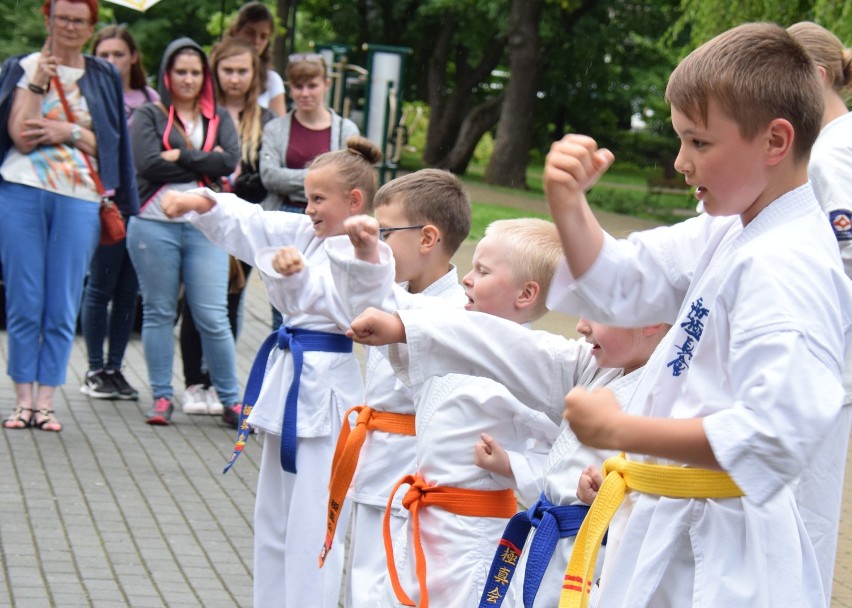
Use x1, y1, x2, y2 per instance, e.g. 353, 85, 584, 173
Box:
273, 0, 292, 74
484, 0, 543, 189
438, 94, 504, 174
423, 15, 505, 165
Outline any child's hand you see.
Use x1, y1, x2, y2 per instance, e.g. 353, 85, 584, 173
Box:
343, 215, 380, 263
577, 464, 603, 505
271, 246, 305, 276
544, 135, 614, 213
161, 192, 214, 218
474, 433, 512, 478
563, 386, 623, 450
346, 307, 406, 345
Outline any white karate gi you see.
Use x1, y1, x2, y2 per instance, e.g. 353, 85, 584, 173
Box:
186, 191, 363, 608
547, 184, 852, 607
388, 308, 630, 607
322, 237, 469, 608
802, 110, 852, 601
378, 368, 559, 608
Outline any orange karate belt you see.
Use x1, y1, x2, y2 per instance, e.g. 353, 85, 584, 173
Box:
319, 405, 416, 567
384, 474, 519, 608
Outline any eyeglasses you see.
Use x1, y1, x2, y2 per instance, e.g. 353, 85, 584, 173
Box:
288, 53, 323, 63
379, 225, 425, 241
54, 15, 91, 28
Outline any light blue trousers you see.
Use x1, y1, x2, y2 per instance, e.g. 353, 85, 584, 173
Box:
126, 216, 239, 405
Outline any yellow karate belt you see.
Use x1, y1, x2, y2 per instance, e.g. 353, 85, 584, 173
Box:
319, 405, 416, 566
559, 453, 744, 608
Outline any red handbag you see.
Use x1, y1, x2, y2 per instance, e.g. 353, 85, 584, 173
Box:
53, 77, 126, 245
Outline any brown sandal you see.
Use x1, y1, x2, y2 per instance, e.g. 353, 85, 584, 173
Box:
3, 406, 33, 429
33, 408, 62, 432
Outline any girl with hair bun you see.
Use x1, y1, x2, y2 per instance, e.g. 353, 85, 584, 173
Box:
79, 24, 160, 403
158, 135, 381, 607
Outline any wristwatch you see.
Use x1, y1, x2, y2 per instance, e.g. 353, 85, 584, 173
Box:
70, 124, 82, 144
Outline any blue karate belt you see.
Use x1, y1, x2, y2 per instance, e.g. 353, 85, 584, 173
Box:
223, 325, 353, 474
478, 494, 594, 608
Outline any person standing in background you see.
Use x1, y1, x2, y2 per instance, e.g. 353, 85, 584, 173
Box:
0, 0, 138, 432
79, 24, 158, 402
225, 2, 285, 117
126, 38, 241, 426
260, 52, 359, 329
179, 38, 275, 417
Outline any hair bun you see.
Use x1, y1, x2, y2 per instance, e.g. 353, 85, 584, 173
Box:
345, 136, 383, 165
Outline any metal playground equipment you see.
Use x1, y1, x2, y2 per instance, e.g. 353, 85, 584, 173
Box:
312, 42, 418, 184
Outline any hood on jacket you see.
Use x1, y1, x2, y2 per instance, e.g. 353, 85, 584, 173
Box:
157, 37, 216, 121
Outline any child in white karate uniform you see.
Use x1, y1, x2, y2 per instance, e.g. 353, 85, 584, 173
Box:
343, 219, 580, 607
321, 169, 473, 608
348, 306, 667, 608
544, 23, 852, 608
160, 136, 381, 608
787, 22, 852, 601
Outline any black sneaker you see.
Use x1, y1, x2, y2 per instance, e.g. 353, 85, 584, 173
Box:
80, 369, 118, 400
145, 398, 174, 426
106, 369, 139, 400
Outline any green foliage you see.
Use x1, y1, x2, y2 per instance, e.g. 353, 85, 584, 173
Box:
0, 0, 48, 59
670, 0, 850, 48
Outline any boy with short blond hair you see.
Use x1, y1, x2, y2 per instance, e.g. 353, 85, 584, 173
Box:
540, 23, 852, 607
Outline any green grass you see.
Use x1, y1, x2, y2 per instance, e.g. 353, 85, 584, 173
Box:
468, 202, 550, 242
401, 153, 696, 230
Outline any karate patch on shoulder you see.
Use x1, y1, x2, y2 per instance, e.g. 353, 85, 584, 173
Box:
829, 209, 852, 241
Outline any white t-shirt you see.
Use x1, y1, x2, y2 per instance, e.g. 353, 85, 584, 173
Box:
257, 69, 285, 110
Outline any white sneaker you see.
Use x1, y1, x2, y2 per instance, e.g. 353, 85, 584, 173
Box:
182, 384, 209, 415
206, 386, 225, 416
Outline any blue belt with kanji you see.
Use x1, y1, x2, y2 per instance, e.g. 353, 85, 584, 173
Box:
223, 325, 353, 474
478, 494, 593, 608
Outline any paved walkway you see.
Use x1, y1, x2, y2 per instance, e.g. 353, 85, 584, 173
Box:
0, 199, 850, 607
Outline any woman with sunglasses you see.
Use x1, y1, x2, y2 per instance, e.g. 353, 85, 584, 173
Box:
260, 52, 359, 215
0, 0, 138, 432
225, 2, 286, 117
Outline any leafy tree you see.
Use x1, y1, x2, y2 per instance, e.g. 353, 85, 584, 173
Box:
672, 0, 851, 46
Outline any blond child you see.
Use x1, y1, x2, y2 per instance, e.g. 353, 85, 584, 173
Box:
160, 136, 380, 608
348, 307, 667, 608
346, 219, 584, 607
543, 23, 852, 607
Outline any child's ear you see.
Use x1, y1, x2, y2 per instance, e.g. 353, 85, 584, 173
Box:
516, 281, 541, 310
642, 323, 666, 337
765, 118, 795, 167
419, 225, 441, 251
349, 189, 365, 213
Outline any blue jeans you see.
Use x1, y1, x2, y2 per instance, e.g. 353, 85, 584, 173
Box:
81, 239, 139, 371
126, 217, 239, 405
0, 181, 100, 385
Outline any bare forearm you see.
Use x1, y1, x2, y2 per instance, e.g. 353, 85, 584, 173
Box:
613, 415, 720, 470
550, 200, 605, 279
